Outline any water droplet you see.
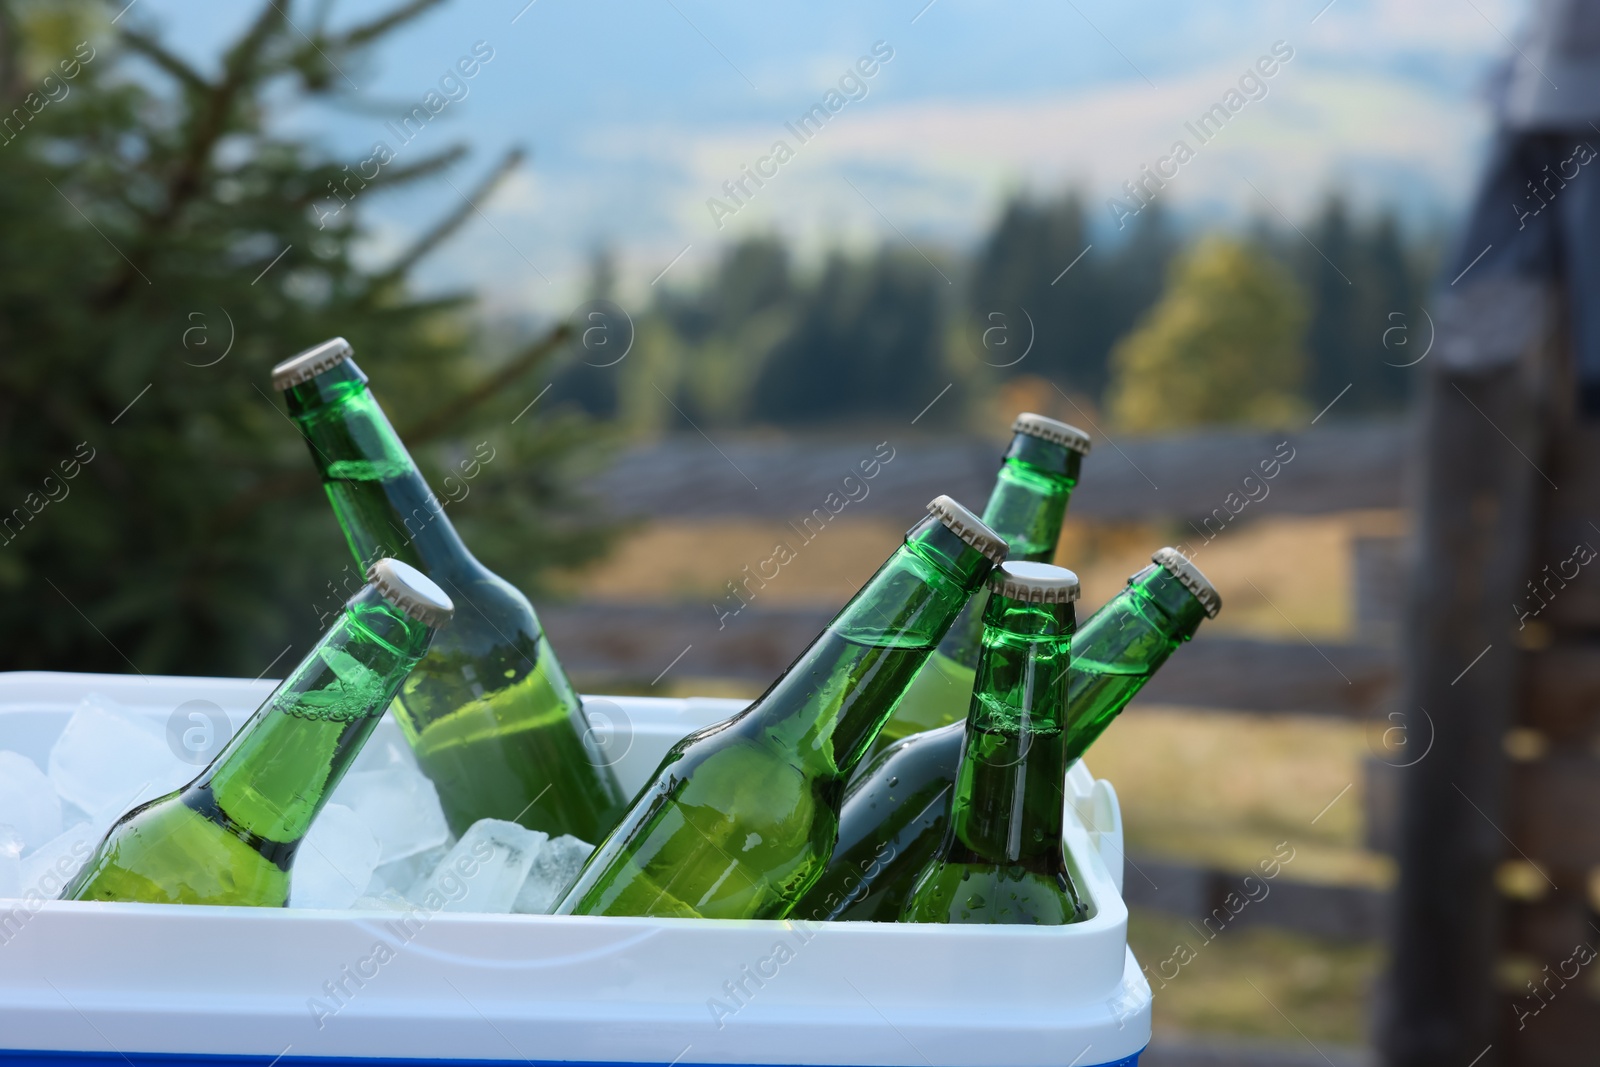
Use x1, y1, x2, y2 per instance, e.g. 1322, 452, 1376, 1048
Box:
966, 894, 986, 909
887, 776, 899, 787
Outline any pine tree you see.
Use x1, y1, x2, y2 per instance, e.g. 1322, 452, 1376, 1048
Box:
966, 192, 1175, 400
1284, 195, 1431, 418
747, 247, 946, 426
0, 0, 615, 676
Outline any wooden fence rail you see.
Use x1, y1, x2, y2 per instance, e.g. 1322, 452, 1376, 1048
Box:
591, 421, 1410, 522
546, 603, 1395, 718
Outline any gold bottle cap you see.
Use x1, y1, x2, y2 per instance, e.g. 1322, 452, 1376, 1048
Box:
1012, 412, 1091, 455
272, 337, 353, 391
1152, 547, 1222, 619
926, 495, 1008, 565
366, 558, 454, 627
990, 560, 1081, 604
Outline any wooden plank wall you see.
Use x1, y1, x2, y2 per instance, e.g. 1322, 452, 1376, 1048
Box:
1497, 423, 1600, 1066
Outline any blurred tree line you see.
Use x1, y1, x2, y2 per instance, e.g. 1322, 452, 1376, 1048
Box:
0, 0, 616, 678
552, 193, 1437, 435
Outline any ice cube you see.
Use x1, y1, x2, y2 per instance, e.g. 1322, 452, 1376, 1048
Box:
19, 821, 105, 900
513, 835, 594, 915
48, 699, 186, 818
289, 804, 382, 911
348, 710, 417, 774
0, 752, 63, 851
331, 766, 450, 864
0, 827, 21, 902
365, 840, 453, 897
349, 889, 417, 912
406, 819, 546, 914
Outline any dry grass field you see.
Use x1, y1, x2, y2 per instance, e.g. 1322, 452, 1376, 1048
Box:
556, 509, 1405, 640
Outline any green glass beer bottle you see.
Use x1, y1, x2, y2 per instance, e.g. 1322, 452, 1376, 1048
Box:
797, 547, 1220, 922
553, 496, 1007, 920
62, 559, 453, 906
273, 339, 627, 841
872, 413, 1089, 755
899, 561, 1084, 925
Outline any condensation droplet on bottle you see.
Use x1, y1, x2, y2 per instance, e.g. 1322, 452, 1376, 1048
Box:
886, 776, 899, 788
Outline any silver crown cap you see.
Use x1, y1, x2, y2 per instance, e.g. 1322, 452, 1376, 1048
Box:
1012, 412, 1091, 455
272, 337, 353, 391
1151, 547, 1222, 618
366, 558, 455, 627
925, 495, 1008, 565
990, 560, 1081, 603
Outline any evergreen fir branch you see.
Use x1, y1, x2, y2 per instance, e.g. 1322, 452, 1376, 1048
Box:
335, 0, 453, 50
397, 319, 573, 447
376, 145, 524, 283
290, 144, 469, 209
120, 29, 207, 93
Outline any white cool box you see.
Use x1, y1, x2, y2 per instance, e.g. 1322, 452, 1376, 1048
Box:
0, 672, 1150, 1067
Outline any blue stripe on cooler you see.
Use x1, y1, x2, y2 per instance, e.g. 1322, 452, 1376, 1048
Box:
0, 1054, 1144, 1067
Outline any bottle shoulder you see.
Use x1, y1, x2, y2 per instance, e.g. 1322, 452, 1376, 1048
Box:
421, 567, 544, 644
847, 723, 964, 804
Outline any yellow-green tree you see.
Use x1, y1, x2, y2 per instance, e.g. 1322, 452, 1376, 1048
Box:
1107, 237, 1309, 431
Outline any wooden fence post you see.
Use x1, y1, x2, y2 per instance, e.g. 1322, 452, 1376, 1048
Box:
1380, 284, 1553, 1066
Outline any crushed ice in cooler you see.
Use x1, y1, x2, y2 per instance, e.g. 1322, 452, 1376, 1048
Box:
348, 712, 414, 774
289, 803, 382, 910
0, 826, 21, 899
406, 819, 546, 914
366, 839, 452, 897
48, 696, 185, 817
0, 753, 61, 850
330, 766, 450, 864
19, 821, 105, 899
7, 690, 604, 914
513, 834, 595, 914
349, 888, 416, 912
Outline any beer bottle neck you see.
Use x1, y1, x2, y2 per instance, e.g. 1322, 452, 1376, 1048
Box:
1064, 564, 1208, 761
947, 592, 1076, 868
933, 433, 1080, 669
202, 589, 436, 845
983, 433, 1081, 562
283, 360, 477, 580
755, 516, 996, 779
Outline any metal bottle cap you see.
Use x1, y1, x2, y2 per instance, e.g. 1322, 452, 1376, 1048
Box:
1151, 547, 1222, 619
925, 495, 1008, 565
272, 337, 353, 391
990, 560, 1081, 603
366, 558, 455, 627
1012, 412, 1091, 455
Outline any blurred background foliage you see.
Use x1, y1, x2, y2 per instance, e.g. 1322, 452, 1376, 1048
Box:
0, 0, 619, 678
555, 190, 1434, 435
0, 0, 1435, 680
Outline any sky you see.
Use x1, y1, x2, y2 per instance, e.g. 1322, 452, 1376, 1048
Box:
136, 0, 1518, 314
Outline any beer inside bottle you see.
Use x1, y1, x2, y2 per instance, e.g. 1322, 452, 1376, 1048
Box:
900, 561, 1085, 925
273, 339, 627, 841
872, 413, 1088, 754
796, 547, 1220, 922
554, 496, 1007, 920
62, 560, 452, 906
